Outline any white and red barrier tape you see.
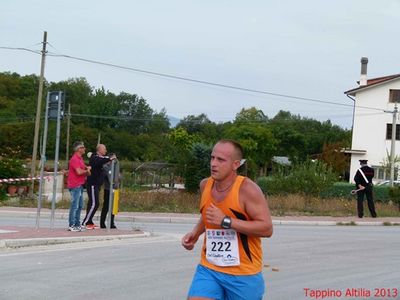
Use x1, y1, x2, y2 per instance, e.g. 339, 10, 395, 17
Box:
0, 176, 52, 184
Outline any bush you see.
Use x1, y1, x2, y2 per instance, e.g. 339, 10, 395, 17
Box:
388, 186, 400, 210
184, 143, 212, 193
0, 157, 27, 179
257, 175, 286, 195
374, 186, 392, 203
320, 182, 393, 203
0, 188, 6, 201
319, 182, 355, 199
257, 160, 337, 196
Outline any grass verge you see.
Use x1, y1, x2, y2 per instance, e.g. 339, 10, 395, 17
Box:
1, 189, 400, 217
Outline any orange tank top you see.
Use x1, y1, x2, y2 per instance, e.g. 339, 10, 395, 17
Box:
199, 176, 263, 275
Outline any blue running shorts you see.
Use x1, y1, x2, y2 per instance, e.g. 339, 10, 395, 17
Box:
188, 264, 265, 300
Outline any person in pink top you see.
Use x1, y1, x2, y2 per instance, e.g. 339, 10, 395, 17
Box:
67, 141, 91, 232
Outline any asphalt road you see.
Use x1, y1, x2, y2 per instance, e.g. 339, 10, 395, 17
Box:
0, 218, 399, 299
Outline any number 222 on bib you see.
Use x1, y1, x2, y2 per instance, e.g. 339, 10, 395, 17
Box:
206, 229, 240, 267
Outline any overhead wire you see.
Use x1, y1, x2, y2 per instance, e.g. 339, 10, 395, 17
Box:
47, 51, 369, 109
0, 110, 388, 126
0, 46, 41, 55
0, 45, 388, 114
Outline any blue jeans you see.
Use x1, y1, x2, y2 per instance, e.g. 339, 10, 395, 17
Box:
68, 186, 84, 227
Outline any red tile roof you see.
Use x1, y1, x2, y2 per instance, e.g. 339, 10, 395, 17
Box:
366, 74, 400, 85
345, 74, 400, 95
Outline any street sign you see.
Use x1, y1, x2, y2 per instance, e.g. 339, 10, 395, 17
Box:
48, 91, 65, 120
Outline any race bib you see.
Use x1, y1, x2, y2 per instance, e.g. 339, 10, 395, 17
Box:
206, 229, 240, 266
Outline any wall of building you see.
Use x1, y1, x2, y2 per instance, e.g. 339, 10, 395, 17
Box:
349, 80, 400, 183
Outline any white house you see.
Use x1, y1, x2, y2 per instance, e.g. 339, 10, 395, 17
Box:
344, 57, 400, 183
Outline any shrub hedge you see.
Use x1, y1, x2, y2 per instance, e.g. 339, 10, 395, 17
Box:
320, 182, 395, 203
256, 160, 337, 197
257, 178, 396, 203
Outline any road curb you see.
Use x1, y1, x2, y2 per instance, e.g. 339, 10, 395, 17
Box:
0, 209, 399, 226
271, 220, 398, 226
272, 220, 338, 226
0, 210, 199, 224
131, 216, 197, 224
0, 231, 151, 249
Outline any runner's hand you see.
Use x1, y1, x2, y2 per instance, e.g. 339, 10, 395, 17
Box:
182, 232, 198, 250
205, 204, 225, 227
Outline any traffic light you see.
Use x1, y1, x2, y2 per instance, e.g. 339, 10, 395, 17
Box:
48, 91, 65, 120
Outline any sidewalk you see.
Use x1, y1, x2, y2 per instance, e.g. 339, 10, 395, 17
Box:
0, 206, 399, 249
0, 225, 149, 248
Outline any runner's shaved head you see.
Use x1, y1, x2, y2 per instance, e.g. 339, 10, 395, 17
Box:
216, 139, 243, 161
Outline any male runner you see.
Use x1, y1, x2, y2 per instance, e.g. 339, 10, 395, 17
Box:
182, 139, 273, 300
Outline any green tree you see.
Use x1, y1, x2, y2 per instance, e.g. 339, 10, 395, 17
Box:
219, 107, 276, 177
168, 127, 198, 177
270, 110, 351, 162
234, 107, 268, 124
177, 113, 220, 143
147, 108, 170, 134
0, 122, 35, 158
184, 143, 212, 193
224, 123, 277, 177
168, 127, 197, 153
79, 87, 120, 129
177, 113, 212, 134
0, 72, 40, 123
49, 77, 93, 114
117, 92, 154, 134
269, 121, 306, 162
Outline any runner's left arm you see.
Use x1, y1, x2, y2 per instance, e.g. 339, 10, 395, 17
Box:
233, 180, 273, 237
205, 178, 273, 238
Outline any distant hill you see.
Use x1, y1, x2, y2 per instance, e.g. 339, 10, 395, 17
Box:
168, 115, 180, 128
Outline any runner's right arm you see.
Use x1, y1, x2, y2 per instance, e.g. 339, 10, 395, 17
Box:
181, 178, 207, 250
181, 217, 205, 250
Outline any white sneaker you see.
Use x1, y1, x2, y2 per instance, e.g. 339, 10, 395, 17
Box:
68, 226, 80, 232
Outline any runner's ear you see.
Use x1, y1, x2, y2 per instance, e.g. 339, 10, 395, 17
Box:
232, 159, 241, 171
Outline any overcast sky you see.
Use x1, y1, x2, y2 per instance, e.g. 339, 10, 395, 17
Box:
1, 0, 400, 129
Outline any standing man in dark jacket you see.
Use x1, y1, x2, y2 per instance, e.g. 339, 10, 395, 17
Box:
82, 144, 116, 229
354, 159, 377, 218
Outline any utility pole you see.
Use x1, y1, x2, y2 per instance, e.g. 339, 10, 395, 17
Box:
30, 31, 47, 197
50, 91, 64, 229
389, 103, 398, 186
35, 92, 51, 229
66, 104, 71, 164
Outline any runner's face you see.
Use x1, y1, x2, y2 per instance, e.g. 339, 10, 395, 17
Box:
210, 143, 238, 180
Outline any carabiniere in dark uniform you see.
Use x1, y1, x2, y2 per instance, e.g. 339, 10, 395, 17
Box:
353, 159, 377, 218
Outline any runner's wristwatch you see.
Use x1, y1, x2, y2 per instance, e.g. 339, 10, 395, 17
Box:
221, 216, 232, 229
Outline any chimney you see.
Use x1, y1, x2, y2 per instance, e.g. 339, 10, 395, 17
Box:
360, 57, 368, 86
